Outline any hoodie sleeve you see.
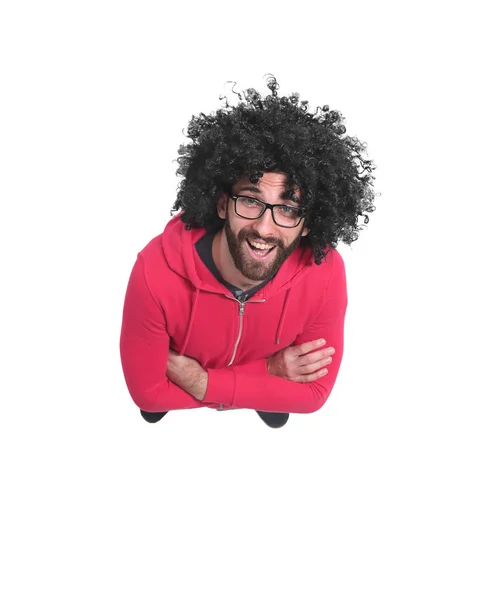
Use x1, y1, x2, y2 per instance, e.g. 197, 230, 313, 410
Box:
203, 251, 348, 413
119, 254, 209, 412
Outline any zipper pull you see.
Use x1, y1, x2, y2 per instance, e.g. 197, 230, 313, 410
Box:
239, 302, 245, 316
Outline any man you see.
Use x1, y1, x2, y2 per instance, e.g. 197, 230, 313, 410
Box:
119, 76, 376, 428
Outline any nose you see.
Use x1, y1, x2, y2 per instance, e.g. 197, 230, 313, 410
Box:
253, 207, 279, 241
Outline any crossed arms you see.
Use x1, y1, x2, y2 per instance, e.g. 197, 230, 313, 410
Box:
120, 252, 347, 413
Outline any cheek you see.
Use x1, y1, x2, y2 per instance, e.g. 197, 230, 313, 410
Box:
227, 218, 244, 241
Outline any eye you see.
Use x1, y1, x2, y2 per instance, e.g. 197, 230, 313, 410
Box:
279, 205, 298, 215
239, 196, 260, 206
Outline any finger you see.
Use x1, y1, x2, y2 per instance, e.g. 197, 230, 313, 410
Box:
298, 348, 334, 368
289, 368, 329, 383
305, 368, 328, 381
295, 338, 328, 356
298, 356, 332, 375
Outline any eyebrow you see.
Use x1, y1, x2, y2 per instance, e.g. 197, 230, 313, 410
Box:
236, 185, 300, 204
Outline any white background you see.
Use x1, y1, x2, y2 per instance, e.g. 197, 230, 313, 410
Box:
1, 1, 494, 598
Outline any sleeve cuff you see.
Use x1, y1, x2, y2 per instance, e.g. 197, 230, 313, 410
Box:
203, 367, 236, 407
203, 358, 268, 408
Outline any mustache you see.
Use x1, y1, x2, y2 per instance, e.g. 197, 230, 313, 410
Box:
242, 235, 280, 246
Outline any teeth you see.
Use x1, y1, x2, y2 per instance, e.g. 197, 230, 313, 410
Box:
249, 240, 275, 250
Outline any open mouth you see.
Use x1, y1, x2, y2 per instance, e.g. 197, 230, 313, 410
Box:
246, 239, 277, 259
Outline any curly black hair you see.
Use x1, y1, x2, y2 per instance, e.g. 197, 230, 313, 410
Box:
170, 75, 377, 265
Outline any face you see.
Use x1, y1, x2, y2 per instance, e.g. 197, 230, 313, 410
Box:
216, 172, 309, 285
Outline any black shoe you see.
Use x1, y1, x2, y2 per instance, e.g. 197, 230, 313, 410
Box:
256, 411, 290, 428
140, 410, 168, 423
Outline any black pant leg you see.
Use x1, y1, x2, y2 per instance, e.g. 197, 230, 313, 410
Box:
256, 411, 290, 428
140, 410, 168, 423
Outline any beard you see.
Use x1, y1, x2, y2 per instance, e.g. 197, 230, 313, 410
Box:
223, 212, 304, 283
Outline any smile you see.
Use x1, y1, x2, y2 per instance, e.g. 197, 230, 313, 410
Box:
245, 239, 277, 260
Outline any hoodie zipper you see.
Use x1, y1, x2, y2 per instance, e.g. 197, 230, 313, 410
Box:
226, 296, 266, 366
217, 295, 265, 410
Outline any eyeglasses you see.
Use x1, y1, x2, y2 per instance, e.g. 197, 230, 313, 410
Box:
230, 195, 306, 228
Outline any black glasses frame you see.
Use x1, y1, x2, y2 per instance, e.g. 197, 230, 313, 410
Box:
230, 195, 306, 228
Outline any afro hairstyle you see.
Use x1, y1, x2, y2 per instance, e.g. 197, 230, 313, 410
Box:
170, 75, 377, 265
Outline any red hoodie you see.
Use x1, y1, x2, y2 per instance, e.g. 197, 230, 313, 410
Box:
119, 213, 348, 413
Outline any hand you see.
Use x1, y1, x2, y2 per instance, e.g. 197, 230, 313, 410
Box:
266, 339, 335, 383
166, 349, 208, 401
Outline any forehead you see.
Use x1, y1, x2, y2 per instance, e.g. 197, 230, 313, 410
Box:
234, 172, 302, 200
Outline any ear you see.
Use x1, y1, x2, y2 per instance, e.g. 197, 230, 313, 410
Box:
217, 192, 228, 219
301, 223, 309, 237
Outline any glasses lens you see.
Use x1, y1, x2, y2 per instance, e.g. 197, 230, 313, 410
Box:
235, 197, 301, 227
273, 205, 302, 227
